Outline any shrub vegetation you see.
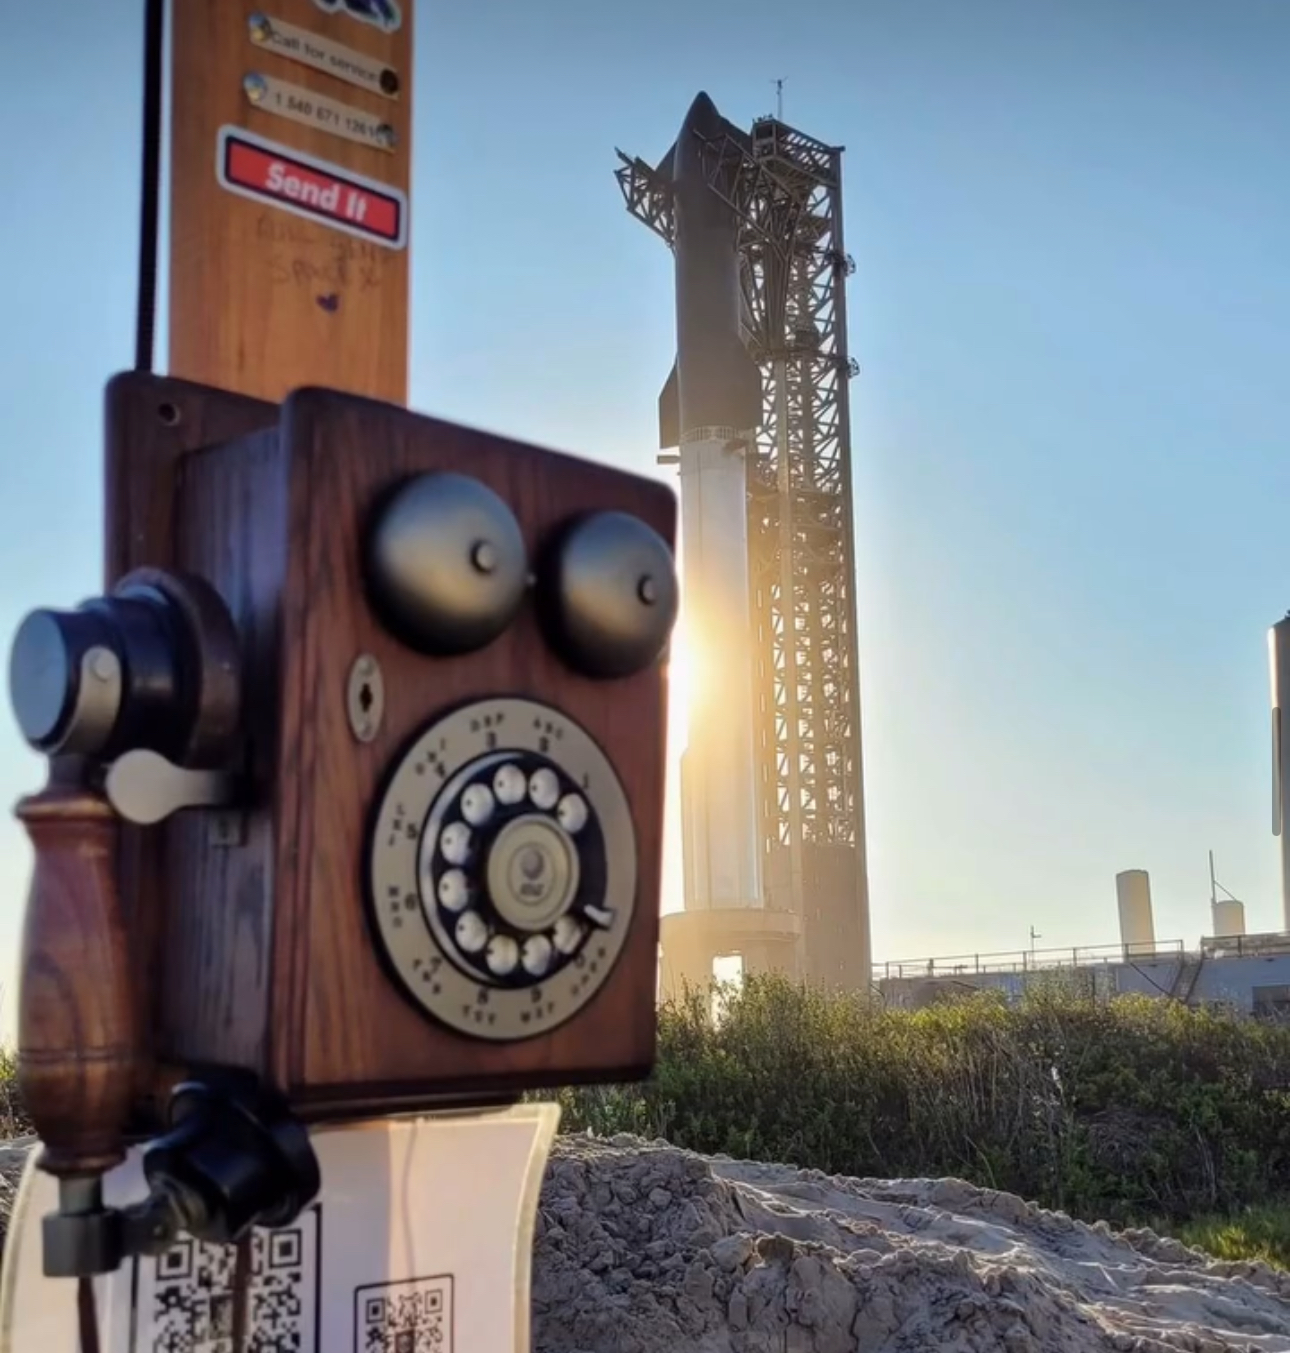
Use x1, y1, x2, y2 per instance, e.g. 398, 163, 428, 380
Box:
4, 977, 1290, 1260
0, 1048, 27, 1141
557, 974, 1290, 1228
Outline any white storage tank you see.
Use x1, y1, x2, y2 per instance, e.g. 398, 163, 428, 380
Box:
1212, 898, 1247, 938
1116, 869, 1157, 956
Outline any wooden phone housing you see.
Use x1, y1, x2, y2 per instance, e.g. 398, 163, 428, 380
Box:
97, 372, 676, 1122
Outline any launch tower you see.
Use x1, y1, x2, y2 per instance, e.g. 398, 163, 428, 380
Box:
617, 100, 872, 993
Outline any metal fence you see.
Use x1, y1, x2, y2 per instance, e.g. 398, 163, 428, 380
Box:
874, 939, 1186, 983
1199, 931, 1290, 959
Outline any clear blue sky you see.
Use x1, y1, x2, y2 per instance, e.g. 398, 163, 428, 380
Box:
0, 0, 1286, 1033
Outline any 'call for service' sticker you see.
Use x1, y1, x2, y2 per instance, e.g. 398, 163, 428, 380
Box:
244, 72, 396, 153
313, 0, 401, 33
216, 126, 408, 249
248, 13, 400, 99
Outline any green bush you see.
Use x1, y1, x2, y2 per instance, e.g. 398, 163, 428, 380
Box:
554, 975, 1290, 1226
4, 976, 1290, 1235
1171, 1203, 1290, 1268
0, 1048, 30, 1141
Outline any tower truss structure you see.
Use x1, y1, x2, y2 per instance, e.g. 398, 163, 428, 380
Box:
616, 113, 871, 988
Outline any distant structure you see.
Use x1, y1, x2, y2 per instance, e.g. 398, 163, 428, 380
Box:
1209, 849, 1247, 940
874, 614, 1290, 1018
1115, 869, 1156, 957
1213, 897, 1247, 939
1270, 613, 1290, 930
877, 868, 1290, 1018
618, 94, 871, 995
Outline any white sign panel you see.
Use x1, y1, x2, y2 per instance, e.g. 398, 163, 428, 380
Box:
0, 1104, 559, 1353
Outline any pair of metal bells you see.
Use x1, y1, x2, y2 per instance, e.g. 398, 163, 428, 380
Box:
366, 473, 678, 678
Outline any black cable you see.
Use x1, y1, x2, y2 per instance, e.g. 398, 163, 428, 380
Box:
75, 22, 164, 1350
135, 0, 165, 374
76, 1277, 102, 1353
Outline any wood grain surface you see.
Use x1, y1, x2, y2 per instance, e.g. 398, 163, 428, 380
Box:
169, 1, 413, 404
104, 374, 277, 1129
15, 775, 135, 1175
157, 389, 675, 1111
97, 375, 674, 1117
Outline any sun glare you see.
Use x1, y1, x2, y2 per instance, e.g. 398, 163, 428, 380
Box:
667, 614, 695, 750
658, 606, 696, 919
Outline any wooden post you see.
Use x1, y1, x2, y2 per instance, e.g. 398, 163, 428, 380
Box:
168, 0, 413, 404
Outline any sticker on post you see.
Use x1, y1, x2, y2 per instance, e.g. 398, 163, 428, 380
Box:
138, 1209, 322, 1351
355, 1274, 454, 1353
313, 0, 401, 33
244, 72, 396, 153
248, 13, 400, 99
216, 126, 408, 249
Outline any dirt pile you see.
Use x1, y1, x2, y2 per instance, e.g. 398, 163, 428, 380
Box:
0, 1138, 31, 1254
2, 1133, 1287, 1351
533, 1135, 1290, 1353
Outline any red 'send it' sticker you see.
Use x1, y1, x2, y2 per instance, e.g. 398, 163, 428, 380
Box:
216, 126, 408, 250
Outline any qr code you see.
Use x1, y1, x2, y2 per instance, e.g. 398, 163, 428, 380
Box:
141, 1207, 320, 1353
354, 1275, 452, 1353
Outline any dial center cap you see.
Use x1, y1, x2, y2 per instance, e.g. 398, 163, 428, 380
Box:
486, 814, 580, 932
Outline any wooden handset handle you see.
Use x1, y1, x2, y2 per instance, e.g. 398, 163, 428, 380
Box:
6, 572, 249, 1279
16, 776, 136, 1179
7, 569, 241, 1186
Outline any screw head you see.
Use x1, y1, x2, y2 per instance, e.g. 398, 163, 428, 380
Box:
88, 648, 116, 682
472, 541, 499, 575
637, 576, 658, 606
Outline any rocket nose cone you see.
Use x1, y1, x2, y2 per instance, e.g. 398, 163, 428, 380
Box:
684, 91, 721, 131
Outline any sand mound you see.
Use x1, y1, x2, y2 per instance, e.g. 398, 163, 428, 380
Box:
534, 1135, 1290, 1353
2, 1134, 1287, 1351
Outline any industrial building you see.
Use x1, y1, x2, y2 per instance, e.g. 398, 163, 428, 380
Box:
878, 616, 1290, 1018
877, 869, 1290, 1018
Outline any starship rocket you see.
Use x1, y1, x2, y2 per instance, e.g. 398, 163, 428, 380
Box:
656, 92, 765, 915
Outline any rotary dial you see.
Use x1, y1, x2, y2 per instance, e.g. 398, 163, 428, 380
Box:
368, 697, 637, 1040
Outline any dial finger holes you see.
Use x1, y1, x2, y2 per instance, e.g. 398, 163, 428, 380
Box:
493, 763, 527, 806
440, 822, 472, 866
553, 915, 584, 955
455, 911, 489, 954
528, 767, 560, 811
557, 792, 588, 834
486, 934, 520, 977
367, 697, 639, 1043
461, 783, 495, 826
437, 869, 472, 913
522, 934, 553, 978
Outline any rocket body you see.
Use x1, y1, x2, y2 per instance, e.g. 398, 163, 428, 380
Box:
659, 93, 764, 913
1270, 616, 1290, 931
677, 437, 761, 912
657, 93, 763, 450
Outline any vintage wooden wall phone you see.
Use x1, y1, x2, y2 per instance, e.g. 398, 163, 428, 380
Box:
4, 0, 676, 1316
